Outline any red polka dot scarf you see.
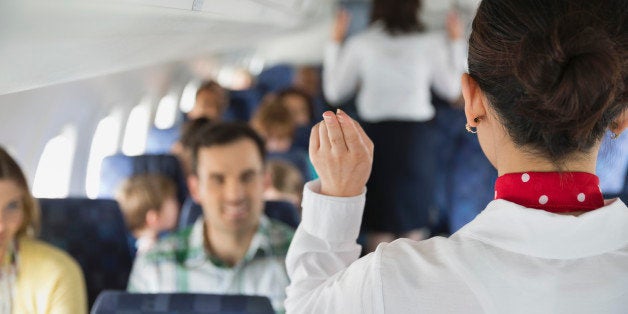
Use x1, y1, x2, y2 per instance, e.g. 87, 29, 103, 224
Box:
494, 172, 605, 213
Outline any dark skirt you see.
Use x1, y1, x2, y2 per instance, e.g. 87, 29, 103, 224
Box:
362, 121, 436, 234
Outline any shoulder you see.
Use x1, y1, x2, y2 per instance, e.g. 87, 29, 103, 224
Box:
376, 237, 462, 279
18, 237, 83, 277
140, 226, 195, 264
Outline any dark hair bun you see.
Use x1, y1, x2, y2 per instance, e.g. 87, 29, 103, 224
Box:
513, 13, 623, 146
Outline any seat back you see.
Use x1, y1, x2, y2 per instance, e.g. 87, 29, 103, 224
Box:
91, 291, 274, 314
597, 132, 628, 197
267, 149, 314, 181
98, 153, 189, 204
178, 198, 299, 230
224, 89, 263, 122
38, 198, 133, 308
145, 126, 181, 154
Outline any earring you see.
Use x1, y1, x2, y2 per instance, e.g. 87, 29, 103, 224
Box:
610, 122, 619, 140
466, 117, 481, 134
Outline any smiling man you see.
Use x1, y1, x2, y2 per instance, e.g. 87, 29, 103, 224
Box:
127, 123, 294, 313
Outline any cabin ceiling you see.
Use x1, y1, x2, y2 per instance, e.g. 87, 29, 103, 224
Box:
0, 0, 332, 96
0, 0, 480, 96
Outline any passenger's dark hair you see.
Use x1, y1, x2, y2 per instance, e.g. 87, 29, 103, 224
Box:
468, 0, 627, 163
191, 122, 267, 173
370, 0, 425, 35
179, 117, 213, 150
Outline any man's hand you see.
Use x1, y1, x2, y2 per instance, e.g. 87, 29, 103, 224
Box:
310, 109, 374, 197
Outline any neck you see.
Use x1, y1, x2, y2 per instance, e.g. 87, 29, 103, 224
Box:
132, 228, 157, 240
494, 138, 598, 176
204, 223, 257, 267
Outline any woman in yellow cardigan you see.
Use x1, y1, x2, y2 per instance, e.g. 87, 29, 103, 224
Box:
0, 147, 86, 314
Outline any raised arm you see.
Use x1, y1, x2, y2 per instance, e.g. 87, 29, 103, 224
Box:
431, 11, 467, 102
285, 110, 383, 313
323, 10, 361, 105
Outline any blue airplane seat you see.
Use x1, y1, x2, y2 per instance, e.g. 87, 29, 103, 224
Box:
178, 197, 300, 230
447, 134, 498, 233
91, 291, 274, 314
98, 153, 189, 205
267, 148, 314, 182
292, 125, 313, 152
224, 88, 263, 122
145, 125, 181, 154
256, 64, 294, 95
38, 198, 133, 309
597, 131, 628, 200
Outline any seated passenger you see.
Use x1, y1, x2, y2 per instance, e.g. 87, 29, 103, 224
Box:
187, 80, 229, 121
285, 0, 628, 312
264, 160, 304, 210
171, 117, 213, 178
276, 87, 314, 127
116, 174, 179, 256
250, 98, 296, 153
251, 99, 314, 180
127, 123, 294, 313
0, 147, 87, 313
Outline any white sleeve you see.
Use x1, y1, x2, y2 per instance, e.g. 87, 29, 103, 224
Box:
322, 40, 361, 105
430, 36, 467, 103
285, 180, 384, 314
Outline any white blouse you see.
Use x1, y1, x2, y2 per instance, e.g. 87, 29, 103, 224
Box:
323, 24, 467, 123
285, 180, 628, 313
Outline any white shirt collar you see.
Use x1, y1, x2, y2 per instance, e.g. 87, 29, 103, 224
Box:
454, 198, 628, 259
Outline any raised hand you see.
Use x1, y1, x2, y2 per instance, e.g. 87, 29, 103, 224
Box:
446, 11, 463, 40
310, 109, 374, 197
332, 9, 351, 43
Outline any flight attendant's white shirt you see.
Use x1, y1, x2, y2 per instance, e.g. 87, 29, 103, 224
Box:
285, 180, 628, 313
323, 24, 467, 122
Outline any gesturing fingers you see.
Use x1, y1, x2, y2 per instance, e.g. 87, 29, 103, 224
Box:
336, 109, 361, 152
310, 123, 320, 154
322, 111, 347, 152
318, 119, 330, 151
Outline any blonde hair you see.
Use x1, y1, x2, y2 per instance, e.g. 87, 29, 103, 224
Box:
115, 174, 177, 231
0, 147, 40, 237
251, 97, 296, 139
267, 160, 304, 200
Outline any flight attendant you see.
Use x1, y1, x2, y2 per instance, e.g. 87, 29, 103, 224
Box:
286, 0, 628, 312
323, 0, 466, 250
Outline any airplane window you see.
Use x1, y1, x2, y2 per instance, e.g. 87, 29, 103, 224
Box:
85, 113, 122, 199
32, 125, 77, 198
154, 94, 178, 129
179, 80, 200, 113
122, 98, 152, 156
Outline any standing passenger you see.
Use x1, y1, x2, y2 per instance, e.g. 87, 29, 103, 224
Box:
323, 0, 467, 251
286, 0, 628, 312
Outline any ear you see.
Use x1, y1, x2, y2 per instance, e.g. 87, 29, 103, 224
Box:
187, 175, 201, 203
461, 73, 488, 127
145, 209, 159, 228
613, 108, 628, 135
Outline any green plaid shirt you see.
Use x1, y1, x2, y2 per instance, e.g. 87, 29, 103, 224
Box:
128, 215, 294, 313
